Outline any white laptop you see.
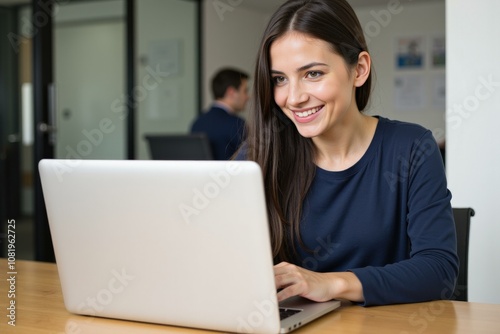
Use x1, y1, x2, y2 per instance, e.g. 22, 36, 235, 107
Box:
38, 159, 340, 333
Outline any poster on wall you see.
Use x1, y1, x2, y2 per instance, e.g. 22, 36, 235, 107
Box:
431, 36, 446, 68
394, 36, 425, 70
148, 39, 181, 76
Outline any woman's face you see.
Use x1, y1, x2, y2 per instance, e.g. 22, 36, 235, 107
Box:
270, 31, 361, 139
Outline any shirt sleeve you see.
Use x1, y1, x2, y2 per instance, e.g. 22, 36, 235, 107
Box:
350, 130, 459, 306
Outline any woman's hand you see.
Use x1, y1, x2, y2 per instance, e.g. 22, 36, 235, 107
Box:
274, 262, 364, 303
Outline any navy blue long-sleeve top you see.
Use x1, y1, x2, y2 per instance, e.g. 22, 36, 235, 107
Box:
292, 117, 458, 306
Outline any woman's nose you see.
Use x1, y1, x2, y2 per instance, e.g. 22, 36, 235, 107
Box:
287, 81, 308, 106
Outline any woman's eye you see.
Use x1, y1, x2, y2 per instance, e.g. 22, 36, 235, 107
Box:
307, 71, 322, 79
273, 76, 286, 85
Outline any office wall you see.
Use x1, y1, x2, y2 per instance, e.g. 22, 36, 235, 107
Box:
136, 0, 199, 159
447, 0, 500, 304
354, 1, 446, 142
202, 0, 271, 115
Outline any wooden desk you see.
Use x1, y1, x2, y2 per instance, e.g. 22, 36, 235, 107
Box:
1, 259, 499, 334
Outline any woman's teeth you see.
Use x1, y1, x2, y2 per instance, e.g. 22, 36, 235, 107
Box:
295, 106, 322, 118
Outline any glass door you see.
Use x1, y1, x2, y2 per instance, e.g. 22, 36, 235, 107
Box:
54, 0, 126, 160
36, 0, 127, 261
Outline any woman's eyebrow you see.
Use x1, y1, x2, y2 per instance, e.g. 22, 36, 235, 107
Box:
271, 62, 328, 75
297, 62, 328, 72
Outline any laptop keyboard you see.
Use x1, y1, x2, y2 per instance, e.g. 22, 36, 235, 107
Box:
279, 307, 302, 320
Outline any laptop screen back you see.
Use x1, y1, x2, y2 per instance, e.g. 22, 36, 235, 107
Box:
39, 159, 280, 333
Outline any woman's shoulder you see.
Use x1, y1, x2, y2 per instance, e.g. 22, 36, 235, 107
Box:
374, 116, 439, 160
377, 116, 433, 142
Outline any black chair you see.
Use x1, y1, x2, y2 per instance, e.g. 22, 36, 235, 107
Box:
452, 207, 475, 301
144, 133, 213, 160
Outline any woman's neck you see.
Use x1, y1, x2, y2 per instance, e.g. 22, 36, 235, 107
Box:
313, 113, 378, 172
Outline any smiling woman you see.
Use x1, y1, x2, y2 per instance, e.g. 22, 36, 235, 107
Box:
237, 0, 458, 307
270, 32, 372, 147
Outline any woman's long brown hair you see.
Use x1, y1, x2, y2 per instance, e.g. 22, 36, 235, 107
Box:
245, 0, 372, 263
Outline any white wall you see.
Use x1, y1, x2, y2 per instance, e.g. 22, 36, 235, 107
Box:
202, 0, 271, 116
447, 0, 500, 304
354, 1, 446, 143
136, 0, 199, 159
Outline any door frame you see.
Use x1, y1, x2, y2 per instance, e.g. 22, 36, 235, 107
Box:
32, 0, 55, 261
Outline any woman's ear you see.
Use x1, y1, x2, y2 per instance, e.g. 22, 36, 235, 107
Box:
354, 51, 371, 87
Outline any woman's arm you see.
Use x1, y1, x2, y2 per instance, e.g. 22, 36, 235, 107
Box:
274, 130, 458, 306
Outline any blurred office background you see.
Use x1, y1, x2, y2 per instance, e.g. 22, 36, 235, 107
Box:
0, 0, 498, 304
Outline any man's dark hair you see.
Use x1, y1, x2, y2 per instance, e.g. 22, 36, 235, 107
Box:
211, 68, 249, 99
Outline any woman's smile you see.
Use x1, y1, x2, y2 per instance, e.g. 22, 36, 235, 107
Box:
292, 105, 324, 122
